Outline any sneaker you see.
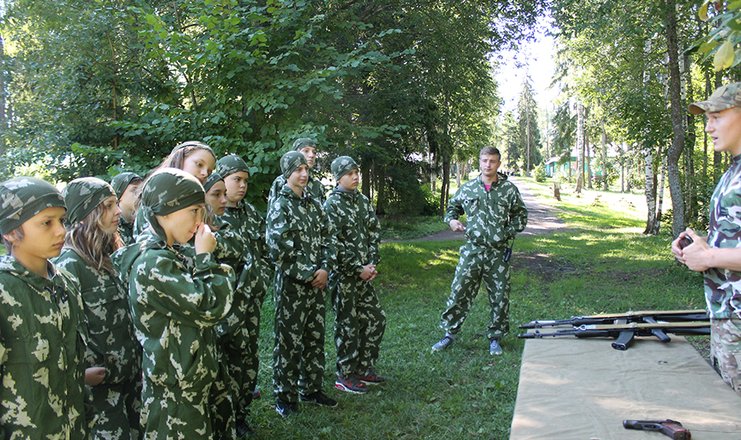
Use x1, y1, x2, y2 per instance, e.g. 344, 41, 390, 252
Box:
275, 400, 299, 417
489, 339, 503, 356
300, 391, 338, 408
431, 334, 455, 352
358, 369, 386, 385
335, 375, 368, 394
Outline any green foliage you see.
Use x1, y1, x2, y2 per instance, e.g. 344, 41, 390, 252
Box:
533, 163, 547, 182
696, 0, 741, 71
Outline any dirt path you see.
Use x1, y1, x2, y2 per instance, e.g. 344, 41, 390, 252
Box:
412, 177, 568, 242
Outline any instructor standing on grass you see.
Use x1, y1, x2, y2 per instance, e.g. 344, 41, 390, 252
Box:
432, 146, 528, 355
672, 82, 741, 397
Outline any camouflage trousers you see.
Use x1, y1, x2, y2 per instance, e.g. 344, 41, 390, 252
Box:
89, 379, 142, 440
273, 272, 326, 403
140, 380, 213, 440
331, 274, 386, 377
210, 353, 237, 440
710, 318, 741, 397
439, 243, 510, 341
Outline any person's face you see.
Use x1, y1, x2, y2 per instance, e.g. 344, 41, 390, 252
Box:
6, 207, 67, 263
287, 164, 309, 191
480, 154, 501, 178
338, 169, 360, 191
224, 171, 249, 204
299, 146, 317, 168
206, 181, 228, 216
98, 195, 121, 235
157, 203, 205, 245
706, 107, 741, 156
118, 182, 141, 222
182, 149, 216, 184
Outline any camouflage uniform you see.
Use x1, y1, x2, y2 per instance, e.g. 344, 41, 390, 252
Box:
113, 168, 235, 440
111, 172, 142, 247
324, 157, 385, 379
704, 154, 741, 395
266, 152, 336, 404
439, 173, 528, 341
0, 177, 89, 439
268, 137, 325, 207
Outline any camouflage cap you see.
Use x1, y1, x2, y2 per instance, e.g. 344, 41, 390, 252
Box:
0, 177, 65, 234
331, 156, 359, 181
689, 82, 741, 115
293, 137, 317, 151
141, 168, 205, 240
280, 151, 308, 180
110, 172, 142, 199
216, 154, 250, 178
203, 171, 224, 193
63, 177, 116, 225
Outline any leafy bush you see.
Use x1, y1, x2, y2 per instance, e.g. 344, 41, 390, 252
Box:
533, 163, 547, 182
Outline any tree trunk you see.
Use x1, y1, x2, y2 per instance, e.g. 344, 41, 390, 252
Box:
601, 120, 609, 191
575, 101, 585, 193
643, 148, 658, 235
0, 34, 5, 130
683, 50, 696, 223
663, 0, 686, 237
656, 150, 667, 232
586, 130, 593, 189
439, 156, 451, 215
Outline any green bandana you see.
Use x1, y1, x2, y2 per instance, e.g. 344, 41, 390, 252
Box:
203, 172, 224, 193
216, 154, 250, 178
331, 156, 359, 182
293, 137, 317, 151
0, 177, 65, 234
110, 172, 142, 199
280, 151, 307, 180
63, 177, 116, 225
141, 168, 205, 240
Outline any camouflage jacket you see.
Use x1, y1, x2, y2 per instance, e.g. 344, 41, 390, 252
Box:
323, 187, 381, 276
118, 217, 135, 246
444, 173, 528, 248
268, 173, 325, 207
705, 155, 741, 319
113, 230, 235, 391
0, 256, 89, 439
266, 185, 337, 282
55, 249, 141, 385
220, 200, 271, 272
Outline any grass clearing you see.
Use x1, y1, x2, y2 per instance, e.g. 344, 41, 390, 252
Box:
247, 178, 707, 439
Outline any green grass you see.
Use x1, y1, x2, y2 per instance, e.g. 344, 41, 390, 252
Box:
379, 215, 449, 241
245, 179, 707, 439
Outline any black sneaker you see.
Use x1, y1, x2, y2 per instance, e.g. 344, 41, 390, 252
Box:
275, 400, 298, 417
300, 391, 338, 407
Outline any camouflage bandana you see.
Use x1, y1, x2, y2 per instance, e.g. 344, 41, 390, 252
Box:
280, 151, 307, 180
293, 137, 317, 151
63, 177, 116, 226
689, 82, 741, 115
141, 168, 205, 239
0, 177, 65, 234
203, 171, 224, 193
331, 156, 359, 182
110, 172, 142, 199
216, 154, 250, 178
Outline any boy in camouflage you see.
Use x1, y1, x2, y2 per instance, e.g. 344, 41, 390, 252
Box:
268, 138, 326, 206
111, 172, 143, 246
324, 156, 386, 394
432, 146, 528, 355
266, 151, 337, 416
113, 168, 235, 439
672, 82, 741, 396
0, 177, 90, 439
215, 154, 273, 432
56, 177, 143, 440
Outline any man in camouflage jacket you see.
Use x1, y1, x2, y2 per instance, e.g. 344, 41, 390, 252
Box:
324, 156, 386, 394
266, 151, 337, 416
0, 177, 90, 439
113, 168, 234, 439
432, 147, 528, 356
673, 82, 741, 396
267, 138, 325, 207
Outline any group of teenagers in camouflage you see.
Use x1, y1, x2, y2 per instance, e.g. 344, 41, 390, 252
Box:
0, 133, 528, 439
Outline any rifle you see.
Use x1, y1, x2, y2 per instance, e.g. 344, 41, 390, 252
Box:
520, 309, 708, 329
517, 321, 710, 350
623, 419, 691, 440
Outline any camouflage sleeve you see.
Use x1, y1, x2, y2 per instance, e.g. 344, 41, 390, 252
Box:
267, 176, 283, 208
507, 186, 528, 237
324, 199, 361, 274
443, 187, 464, 224
320, 206, 338, 273
266, 202, 316, 282
367, 197, 382, 265
133, 250, 235, 327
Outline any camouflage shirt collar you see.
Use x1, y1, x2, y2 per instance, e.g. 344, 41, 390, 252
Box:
331, 186, 358, 198
476, 172, 508, 187
0, 254, 62, 291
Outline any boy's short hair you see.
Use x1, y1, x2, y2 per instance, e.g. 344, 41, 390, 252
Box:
479, 146, 501, 159
2, 227, 24, 250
